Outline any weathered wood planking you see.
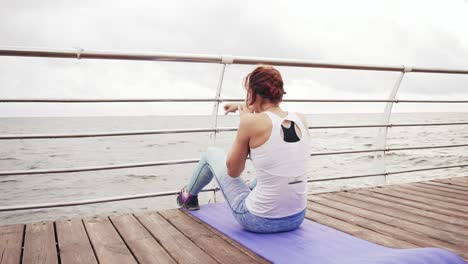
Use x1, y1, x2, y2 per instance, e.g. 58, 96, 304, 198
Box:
389, 186, 468, 208
391, 186, 468, 207
304, 209, 416, 248
444, 177, 468, 184
181, 209, 271, 264
434, 178, 468, 188
306, 200, 462, 251
160, 209, 260, 264
22, 222, 58, 264
322, 192, 468, 237
422, 181, 468, 192
311, 194, 468, 247
0, 224, 24, 264
364, 189, 468, 219
56, 219, 97, 264
372, 187, 468, 213
337, 191, 468, 228
83, 216, 137, 264
136, 211, 218, 264
1, 176, 467, 263
399, 185, 468, 201
413, 182, 468, 195
109, 214, 176, 264
307, 196, 468, 259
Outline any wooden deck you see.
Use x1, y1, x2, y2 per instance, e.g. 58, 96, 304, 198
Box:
1, 176, 468, 264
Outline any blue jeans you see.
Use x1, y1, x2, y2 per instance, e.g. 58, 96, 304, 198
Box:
187, 147, 305, 233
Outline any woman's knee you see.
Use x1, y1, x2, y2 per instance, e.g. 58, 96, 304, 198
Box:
200, 147, 220, 161
206, 146, 224, 155
204, 147, 226, 162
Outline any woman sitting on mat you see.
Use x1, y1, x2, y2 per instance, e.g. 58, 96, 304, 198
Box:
177, 66, 311, 233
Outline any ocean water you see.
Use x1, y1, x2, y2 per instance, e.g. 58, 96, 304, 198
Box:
0, 112, 467, 224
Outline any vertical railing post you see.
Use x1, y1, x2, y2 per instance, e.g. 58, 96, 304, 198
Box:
209, 55, 234, 202
373, 66, 411, 185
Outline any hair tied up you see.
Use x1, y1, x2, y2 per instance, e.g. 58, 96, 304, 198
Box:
244, 66, 285, 105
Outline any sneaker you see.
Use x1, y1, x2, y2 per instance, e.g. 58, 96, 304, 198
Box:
176, 186, 200, 210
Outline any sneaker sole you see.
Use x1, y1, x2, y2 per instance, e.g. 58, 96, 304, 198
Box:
177, 194, 200, 210
183, 204, 200, 211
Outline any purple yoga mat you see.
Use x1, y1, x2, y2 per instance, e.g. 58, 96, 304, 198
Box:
189, 202, 466, 264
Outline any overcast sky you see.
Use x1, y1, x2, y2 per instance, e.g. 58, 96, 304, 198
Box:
1, 0, 468, 116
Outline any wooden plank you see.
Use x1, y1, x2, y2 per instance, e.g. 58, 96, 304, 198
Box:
305, 209, 416, 248
332, 192, 468, 231
22, 221, 58, 264
136, 211, 217, 264
449, 177, 468, 183
435, 178, 468, 188
181, 210, 271, 264
353, 190, 468, 221
160, 209, 260, 264
83, 216, 137, 264
392, 186, 468, 206
370, 188, 468, 217
109, 214, 176, 264
399, 185, 468, 201
424, 181, 468, 192
312, 194, 468, 247
306, 200, 468, 259
56, 219, 98, 264
0, 224, 24, 264
448, 178, 468, 186
413, 182, 468, 195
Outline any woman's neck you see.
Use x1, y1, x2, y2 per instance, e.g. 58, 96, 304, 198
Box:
261, 104, 279, 112
258, 104, 286, 115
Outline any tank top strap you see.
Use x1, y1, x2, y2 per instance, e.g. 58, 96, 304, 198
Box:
264, 111, 281, 124
289, 112, 304, 126
263, 111, 282, 140
265, 110, 288, 120
268, 111, 309, 140
289, 112, 310, 142
265, 111, 299, 126
264, 111, 308, 137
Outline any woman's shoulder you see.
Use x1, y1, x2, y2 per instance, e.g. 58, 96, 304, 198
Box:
240, 112, 271, 125
293, 112, 309, 127
239, 112, 272, 133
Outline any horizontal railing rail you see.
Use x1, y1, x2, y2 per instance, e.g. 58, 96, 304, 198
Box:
1, 122, 467, 140
2, 47, 468, 74
0, 128, 235, 140
1, 163, 466, 212
2, 98, 468, 103
0, 187, 220, 212
0, 159, 200, 176
310, 143, 468, 156
1, 47, 467, 212
1, 143, 467, 177
306, 163, 468, 183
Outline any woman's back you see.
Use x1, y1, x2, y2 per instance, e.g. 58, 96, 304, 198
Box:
245, 110, 310, 218
179, 65, 308, 233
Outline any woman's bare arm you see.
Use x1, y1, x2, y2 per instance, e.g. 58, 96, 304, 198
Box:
226, 105, 254, 177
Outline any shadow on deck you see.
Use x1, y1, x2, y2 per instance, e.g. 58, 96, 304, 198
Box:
1, 176, 468, 263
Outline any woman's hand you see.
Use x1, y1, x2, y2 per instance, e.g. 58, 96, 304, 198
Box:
224, 103, 239, 115
224, 102, 254, 115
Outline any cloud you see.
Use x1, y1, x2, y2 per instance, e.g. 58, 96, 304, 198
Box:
1, 0, 467, 116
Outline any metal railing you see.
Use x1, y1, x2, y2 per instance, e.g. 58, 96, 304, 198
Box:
1, 143, 468, 177
3, 47, 468, 74
1, 122, 468, 140
2, 98, 468, 103
0, 47, 467, 212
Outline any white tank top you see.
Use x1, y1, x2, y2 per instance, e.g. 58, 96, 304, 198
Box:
245, 111, 310, 218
